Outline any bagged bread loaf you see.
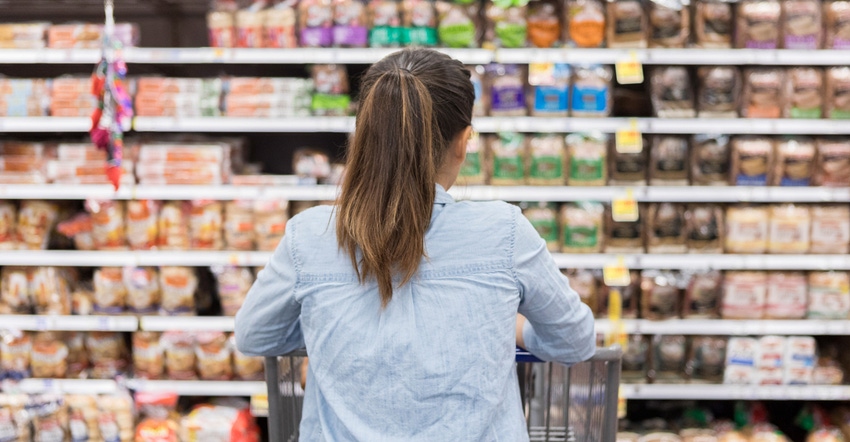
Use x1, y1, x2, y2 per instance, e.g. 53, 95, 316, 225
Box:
30, 267, 73, 316
528, 134, 566, 184
486, 64, 527, 116
609, 138, 648, 186
484, 1, 527, 48
651, 67, 695, 118
683, 270, 722, 318
368, 0, 402, 47
648, 0, 689, 48
133, 331, 165, 380
772, 137, 815, 186
765, 271, 808, 319
87, 200, 126, 250
810, 205, 850, 253
768, 204, 811, 254
561, 201, 605, 253
605, 205, 645, 253
87, 331, 128, 379
597, 270, 641, 318
567, 0, 606, 47
31, 332, 68, 378
93, 267, 127, 314
825, 67, 850, 119
647, 203, 687, 253
697, 67, 741, 118
126, 200, 158, 250
264, 2, 298, 48
825, 0, 850, 49
607, 0, 647, 47
299, 0, 334, 47
162, 331, 197, 380
650, 136, 689, 185
332, 0, 368, 47
783, 335, 816, 385
691, 134, 730, 185
458, 132, 486, 185
782, 0, 822, 49
232, 334, 264, 381
189, 200, 223, 250
65, 332, 87, 378
568, 269, 599, 313
402, 0, 438, 46
622, 335, 650, 383
807, 271, 850, 319
742, 68, 785, 118
725, 205, 769, 253
814, 138, 850, 186
469, 65, 488, 117
0, 331, 30, 379
685, 204, 724, 253
695, 0, 733, 47
566, 132, 607, 185
736, 0, 781, 48
254, 199, 288, 251
17, 200, 58, 250
224, 200, 255, 251
66, 394, 100, 442
648, 335, 687, 383
489, 132, 527, 185
641, 270, 682, 320
124, 266, 160, 315
723, 336, 759, 384
530, 63, 570, 117
1, 267, 31, 314
214, 266, 254, 316
523, 202, 560, 252
196, 331, 233, 380
159, 266, 198, 316
722, 271, 767, 319
731, 136, 774, 186
687, 337, 727, 383
0, 201, 15, 250
786, 68, 824, 119
436, 1, 480, 48
571, 64, 612, 117
158, 201, 190, 250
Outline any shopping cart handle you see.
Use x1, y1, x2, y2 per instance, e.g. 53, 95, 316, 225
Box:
515, 347, 543, 363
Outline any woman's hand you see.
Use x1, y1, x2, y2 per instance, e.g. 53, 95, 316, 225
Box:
300, 357, 308, 389
516, 315, 526, 349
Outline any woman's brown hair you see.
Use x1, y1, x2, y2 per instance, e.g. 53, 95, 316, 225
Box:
336, 48, 475, 307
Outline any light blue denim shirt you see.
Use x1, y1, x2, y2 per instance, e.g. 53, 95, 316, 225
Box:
235, 185, 595, 441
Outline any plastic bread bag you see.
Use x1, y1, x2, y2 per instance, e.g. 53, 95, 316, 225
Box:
527, 0, 562, 47
606, 0, 647, 48
622, 335, 650, 383
208, 1, 237, 47
28, 394, 69, 442
522, 202, 559, 251
332, 0, 368, 47
782, 0, 822, 49
195, 331, 233, 380
93, 267, 127, 315
785, 68, 824, 119
825, 0, 850, 49
486, 64, 527, 116
86, 331, 129, 379
641, 270, 683, 320
1, 267, 31, 314
597, 270, 641, 318
298, 0, 334, 47
814, 137, 850, 186
126, 200, 159, 250
161, 331, 197, 380
294, 148, 332, 180
312, 64, 352, 116
764, 271, 807, 319
697, 66, 742, 118
807, 271, 850, 319
30, 331, 68, 379
825, 67, 850, 119
731, 136, 774, 186
469, 65, 488, 117
736, 0, 781, 48
402, 0, 438, 46
651, 67, 695, 118
159, 266, 198, 316
527, 134, 566, 185
650, 136, 689, 185
648, 335, 687, 383
189, 200, 224, 250
484, 1, 528, 48
0, 201, 16, 250
608, 137, 648, 186
530, 63, 570, 117
66, 394, 101, 442
721, 271, 767, 319
97, 393, 135, 442
694, 0, 733, 48
457, 131, 486, 185
17, 200, 58, 250
30, 267, 73, 316
686, 336, 728, 384
231, 334, 265, 381
0, 330, 31, 380
772, 137, 815, 186
604, 204, 645, 253
560, 201, 605, 253
810, 205, 850, 254
488, 132, 527, 185
85, 199, 126, 250
685, 204, 724, 253
254, 199, 288, 251
724, 205, 769, 254
691, 134, 731, 185
133, 392, 180, 441
0, 394, 32, 441
65, 332, 87, 378
566, 269, 599, 313
124, 266, 160, 315
158, 201, 190, 250
213, 266, 255, 316
571, 64, 612, 117
225, 200, 256, 251
567, 0, 606, 47
647, 203, 687, 253
648, 0, 690, 48
235, 2, 266, 48
264, 0, 298, 48
133, 332, 165, 380
368, 0, 403, 47
742, 68, 785, 119
56, 213, 94, 251
682, 270, 722, 318
436, 1, 480, 48
566, 132, 608, 185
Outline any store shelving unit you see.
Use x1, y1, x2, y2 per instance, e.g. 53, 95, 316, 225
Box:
620, 385, 850, 401
0, 315, 138, 331
124, 379, 266, 396
139, 316, 235, 332
0, 379, 120, 395
594, 319, 850, 336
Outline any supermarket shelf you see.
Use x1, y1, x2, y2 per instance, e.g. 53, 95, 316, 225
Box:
0, 315, 138, 332
0, 184, 339, 201
0, 250, 271, 267
125, 379, 266, 396
621, 384, 850, 401
593, 319, 850, 336
133, 116, 355, 133
496, 48, 850, 66
140, 316, 234, 332
0, 117, 89, 132
0, 379, 119, 395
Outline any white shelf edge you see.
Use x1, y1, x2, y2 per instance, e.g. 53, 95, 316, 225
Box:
0, 117, 90, 132
0, 251, 272, 267
140, 316, 235, 332
1, 379, 119, 394
0, 315, 138, 332
621, 384, 850, 401
594, 319, 850, 336
125, 379, 266, 396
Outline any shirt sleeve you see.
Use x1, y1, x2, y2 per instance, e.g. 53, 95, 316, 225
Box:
234, 220, 304, 357
512, 207, 596, 365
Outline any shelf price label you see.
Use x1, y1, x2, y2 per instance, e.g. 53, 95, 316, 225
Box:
603, 256, 631, 287
612, 189, 639, 222
615, 51, 644, 85
529, 62, 555, 86
615, 119, 642, 153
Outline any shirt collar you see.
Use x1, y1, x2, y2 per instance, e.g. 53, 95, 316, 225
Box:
435, 184, 455, 205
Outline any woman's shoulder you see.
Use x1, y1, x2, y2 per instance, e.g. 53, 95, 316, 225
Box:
287, 205, 337, 237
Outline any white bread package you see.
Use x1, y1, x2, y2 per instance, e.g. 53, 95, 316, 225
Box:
765, 272, 808, 319
810, 205, 850, 253
783, 336, 816, 385
722, 271, 767, 319
723, 337, 758, 385
807, 271, 850, 319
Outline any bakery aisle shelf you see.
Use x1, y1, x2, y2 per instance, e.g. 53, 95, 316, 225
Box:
0, 315, 138, 332
621, 384, 850, 401
0, 184, 340, 201
0, 250, 272, 267
140, 316, 235, 332
0, 117, 89, 132
133, 116, 355, 133
125, 379, 266, 396
593, 319, 850, 336
0, 379, 119, 395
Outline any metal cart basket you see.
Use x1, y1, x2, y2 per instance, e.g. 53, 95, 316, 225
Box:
264, 347, 622, 442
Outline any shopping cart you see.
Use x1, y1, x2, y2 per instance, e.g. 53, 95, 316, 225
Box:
264, 347, 622, 442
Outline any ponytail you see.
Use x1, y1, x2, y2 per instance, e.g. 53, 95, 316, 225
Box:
337, 49, 474, 307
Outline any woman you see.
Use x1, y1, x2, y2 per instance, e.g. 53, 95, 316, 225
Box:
235, 48, 595, 441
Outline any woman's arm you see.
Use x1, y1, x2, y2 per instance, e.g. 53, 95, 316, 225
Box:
512, 208, 596, 364
234, 223, 304, 357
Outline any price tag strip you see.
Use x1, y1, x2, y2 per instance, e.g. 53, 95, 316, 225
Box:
612, 189, 640, 222
615, 51, 644, 85
615, 119, 643, 154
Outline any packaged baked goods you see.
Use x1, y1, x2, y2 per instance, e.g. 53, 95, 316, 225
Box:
807, 271, 850, 319
401, 0, 438, 46
569, 269, 600, 313
17, 200, 58, 250
825, 67, 850, 119
648, 335, 687, 382
189, 200, 224, 250
214, 266, 254, 316
736, 0, 781, 48
470, 65, 488, 117
162, 331, 197, 380
484, 1, 528, 48
782, 0, 822, 49
783, 336, 816, 385
527, 0, 561, 47
30, 267, 73, 316
640, 433, 684, 442
683, 270, 722, 318
1, 267, 31, 314
810, 205, 850, 253
254, 199, 288, 251
489, 132, 527, 185
134, 392, 180, 442
647, 203, 687, 253
369, 0, 403, 47
641, 270, 682, 320
66, 332, 87, 378
561, 201, 605, 253
609, 138, 648, 186
566, 132, 608, 185
607, 0, 647, 48
56, 213, 94, 251
133, 331, 165, 380
768, 204, 811, 254
622, 335, 650, 383
265, 2, 298, 48
786, 68, 824, 119
29, 394, 69, 442
813, 349, 845, 384
158, 201, 191, 250
523, 202, 560, 252
86, 331, 128, 379
126, 199, 159, 250
731, 136, 774, 186
0, 201, 16, 250
436, 1, 480, 48
685, 204, 724, 253
528, 134, 566, 184
722, 271, 767, 319
235, 7, 264, 48
567, 0, 606, 47
85, 199, 127, 250
232, 335, 264, 381
650, 136, 689, 185
30, 332, 68, 378
224, 200, 255, 250
757, 335, 785, 385
765, 272, 808, 319
694, 0, 733, 47
571, 64, 612, 117
598, 270, 641, 318
742, 68, 785, 119
814, 138, 850, 186
697, 67, 741, 118
725, 205, 769, 253
530, 63, 570, 117
66, 394, 100, 442
605, 205, 645, 253
825, 0, 850, 49
332, 0, 368, 47
723, 336, 758, 384
486, 64, 527, 117
691, 134, 731, 185
299, 0, 334, 47
93, 267, 127, 314
179, 401, 261, 442
208, 5, 237, 47
311, 64, 351, 116
772, 137, 816, 186
72, 286, 94, 316
196, 331, 233, 380
159, 266, 198, 316
124, 266, 160, 314
0, 331, 30, 379
648, 0, 689, 47
651, 67, 695, 118
687, 336, 727, 383
98, 393, 134, 442
458, 132, 486, 185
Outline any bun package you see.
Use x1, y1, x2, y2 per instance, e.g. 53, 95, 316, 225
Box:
683, 270, 723, 318
332, 0, 368, 47
807, 271, 850, 319
368, 0, 402, 47
606, 0, 647, 48
691, 134, 731, 185
458, 132, 486, 185
742, 68, 785, 119
725, 205, 769, 254
814, 138, 850, 186
651, 67, 695, 118
641, 270, 682, 320
824, 0, 850, 49
768, 204, 811, 254
298, 0, 334, 47
782, 0, 822, 49
567, 0, 606, 47
571, 64, 612, 117
648, 0, 690, 48
527, 0, 562, 48
786, 68, 824, 119
772, 137, 815, 186
402, 0, 438, 46
736, 0, 781, 49
722, 271, 767, 319
825, 67, 850, 119
810, 205, 850, 253
731, 136, 774, 186
695, 0, 733, 47
697, 67, 741, 118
